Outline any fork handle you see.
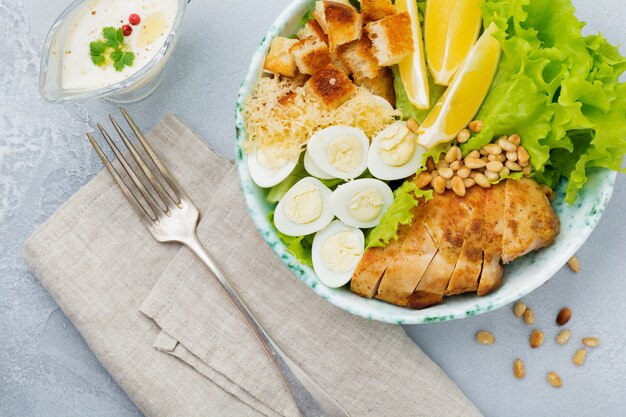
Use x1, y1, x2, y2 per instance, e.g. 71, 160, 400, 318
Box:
183, 234, 350, 417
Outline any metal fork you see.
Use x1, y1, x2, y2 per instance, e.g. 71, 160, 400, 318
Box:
86, 109, 350, 417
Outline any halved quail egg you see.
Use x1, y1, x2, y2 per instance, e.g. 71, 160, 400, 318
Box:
304, 150, 335, 180
329, 178, 394, 228
274, 177, 334, 237
368, 121, 426, 181
247, 144, 298, 188
312, 220, 364, 288
307, 125, 369, 180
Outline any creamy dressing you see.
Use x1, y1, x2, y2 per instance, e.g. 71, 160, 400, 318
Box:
61, 0, 178, 90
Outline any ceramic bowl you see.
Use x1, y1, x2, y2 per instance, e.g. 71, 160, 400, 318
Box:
234, 0, 616, 324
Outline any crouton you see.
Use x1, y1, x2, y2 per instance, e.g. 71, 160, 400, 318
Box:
297, 19, 328, 44
305, 64, 356, 107
313, 0, 353, 33
361, 0, 396, 23
290, 37, 331, 75
315, 1, 363, 50
355, 67, 396, 107
336, 36, 380, 80
366, 12, 414, 66
264, 37, 298, 77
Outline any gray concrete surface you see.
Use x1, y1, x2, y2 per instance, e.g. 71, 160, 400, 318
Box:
1, 0, 625, 416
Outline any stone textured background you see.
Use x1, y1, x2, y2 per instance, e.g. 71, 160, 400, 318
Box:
1, 0, 624, 416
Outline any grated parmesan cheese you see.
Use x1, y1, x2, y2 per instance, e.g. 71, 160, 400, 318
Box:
243, 75, 401, 161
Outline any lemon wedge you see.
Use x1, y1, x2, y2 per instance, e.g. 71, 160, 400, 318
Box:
395, 0, 429, 109
418, 23, 501, 149
425, 0, 482, 86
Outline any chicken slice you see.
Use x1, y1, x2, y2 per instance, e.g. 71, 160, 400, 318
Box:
445, 186, 486, 295
410, 193, 471, 308
376, 203, 438, 306
350, 224, 410, 299
477, 183, 505, 296
502, 178, 560, 263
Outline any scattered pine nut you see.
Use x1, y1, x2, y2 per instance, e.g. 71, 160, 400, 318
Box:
522, 166, 532, 176
486, 161, 504, 173
484, 169, 500, 182
469, 120, 483, 133
506, 151, 518, 162
406, 118, 419, 134
474, 173, 492, 189
464, 157, 487, 169
484, 143, 503, 155
506, 160, 523, 172
547, 372, 562, 388
530, 329, 544, 349
450, 160, 462, 171
556, 307, 572, 326
508, 134, 521, 146
573, 348, 587, 366
514, 359, 526, 379
498, 137, 518, 152
451, 176, 466, 197
438, 167, 454, 179
556, 329, 572, 345
582, 337, 600, 347
457, 166, 472, 179
426, 157, 435, 172
475, 331, 495, 345
432, 176, 446, 194
523, 308, 535, 325
500, 167, 510, 177
457, 129, 471, 144
513, 301, 527, 318
517, 146, 529, 164
463, 178, 475, 188
415, 172, 433, 189
567, 256, 580, 273
467, 150, 481, 159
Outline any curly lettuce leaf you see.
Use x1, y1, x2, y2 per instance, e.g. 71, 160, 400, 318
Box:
268, 212, 314, 266
393, 66, 446, 123
366, 181, 433, 249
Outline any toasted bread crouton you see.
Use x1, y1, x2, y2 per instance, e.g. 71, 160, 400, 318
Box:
366, 12, 414, 66
315, 1, 363, 50
361, 0, 396, 22
305, 64, 356, 107
264, 37, 298, 77
355, 67, 396, 107
337, 36, 380, 80
297, 19, 328, 44
290, 37, 331, 75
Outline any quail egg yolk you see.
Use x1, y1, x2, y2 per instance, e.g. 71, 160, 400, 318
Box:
283, 182, 323, 224
377, 124, 416, 167
327, 135, 362, 173
349, 189, 384, 222
321, 231, 363, 273
257, 144, 290, 170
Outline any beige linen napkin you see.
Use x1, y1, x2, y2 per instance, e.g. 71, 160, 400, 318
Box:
23, 114, 482, 417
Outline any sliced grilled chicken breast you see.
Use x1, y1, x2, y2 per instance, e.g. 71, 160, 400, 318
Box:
446, 186, 486, 295
502, 178, 560, 263
477, 183, 505, 296
376, 204, 438, 306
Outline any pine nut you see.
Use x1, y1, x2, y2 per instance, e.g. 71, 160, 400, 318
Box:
457, 129, 471, 144
514, 301, 527, 318
509, 134, 521, 146
522, 166, 532, 176
517, 146, 530, 164
464, 158, 487, 169
567, 256, 580, 272
464, 178, 475, 188
436, 160, 449, 170
426, 157, 435, 172
406, 118, 419, 134
547, 372, 562, 388
445, 179, 453, 190
488, 154, 499, 162
479, 148, 488, 156
486, 161, 504, 173
445, 146, 461, 163
450, 160, 462, 171
500, 167, 510, 177
498, 137, 518, 152
431, 170, 439, 179
530, 329, 544, 348
481, 156, 490, 163
415, 172, 433, 189
523, 308, 535, 325
438, 167, 454, 179
497, 154, 507, 162
582, 337, 600, 347
475, 331, 495, 345
451, 176, 466, 197
457, 166, 471, 179
485, 169, 500, 182
556, 329, 572, 345
469, 120, 483, 133
573, 348, 587, 366
506, 151, 518, 162
433, 176, 446, 194
542, 185, 556, 202
506, 160, 523, 171
474, 173, 491, 189
514, 359, 526, 379
484, 143, 503, 155
556, 307, 572, 326
467, 150, 481, 159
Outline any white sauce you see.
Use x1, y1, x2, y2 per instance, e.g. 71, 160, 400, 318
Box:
61, 0, 178, 90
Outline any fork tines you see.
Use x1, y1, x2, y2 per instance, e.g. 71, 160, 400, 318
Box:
86, 108, 182, 225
